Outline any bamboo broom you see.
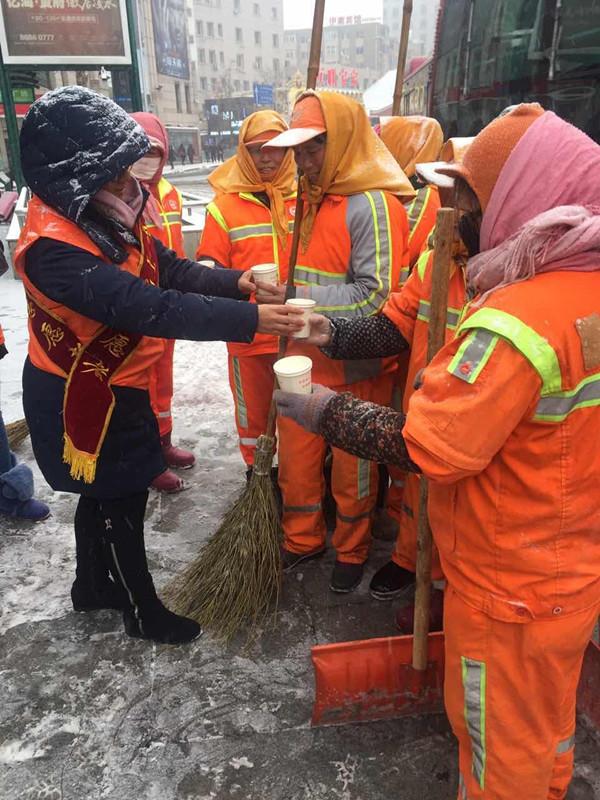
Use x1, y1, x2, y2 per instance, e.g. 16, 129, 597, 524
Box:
163, 0, 327, 642
6, 418, 29, 448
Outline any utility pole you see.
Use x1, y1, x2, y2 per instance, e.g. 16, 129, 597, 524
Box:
125, 0, 144, 111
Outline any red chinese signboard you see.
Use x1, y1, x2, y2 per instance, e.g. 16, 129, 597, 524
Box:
0, 0, 131, 64
316, 68, 360, 89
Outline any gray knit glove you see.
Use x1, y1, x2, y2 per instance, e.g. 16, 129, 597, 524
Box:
274, 384, 336, 433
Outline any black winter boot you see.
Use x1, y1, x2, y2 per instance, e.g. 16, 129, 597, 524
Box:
71, 496, 128, 612
99, 492, 202, 645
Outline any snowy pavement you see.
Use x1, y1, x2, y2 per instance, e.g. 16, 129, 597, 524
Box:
0, 272, 599, 799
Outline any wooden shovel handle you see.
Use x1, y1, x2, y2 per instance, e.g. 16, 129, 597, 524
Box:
412, 208, 455, 671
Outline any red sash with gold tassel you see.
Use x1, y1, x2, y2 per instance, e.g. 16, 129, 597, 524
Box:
26, 228, 159, 484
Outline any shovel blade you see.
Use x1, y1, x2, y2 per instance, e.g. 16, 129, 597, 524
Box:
311, 632, 445, 726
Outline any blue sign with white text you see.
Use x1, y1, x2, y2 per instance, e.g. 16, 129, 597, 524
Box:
253, 83, 274, 107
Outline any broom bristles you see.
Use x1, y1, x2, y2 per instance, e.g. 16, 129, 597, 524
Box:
163, 434, 282, 642
6, 418, 30, 449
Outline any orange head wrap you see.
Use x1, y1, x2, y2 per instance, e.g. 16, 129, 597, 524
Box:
274, 91, 415, 250
208, 110, 296, 247
438, 103, 545, 211
379, 115, 444, 178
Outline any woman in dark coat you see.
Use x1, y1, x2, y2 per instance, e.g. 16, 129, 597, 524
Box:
17, 87, 301, 644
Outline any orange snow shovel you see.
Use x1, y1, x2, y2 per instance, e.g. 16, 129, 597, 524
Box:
311, 208, 456, 726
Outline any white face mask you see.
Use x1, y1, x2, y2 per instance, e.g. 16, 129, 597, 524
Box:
131, 154, 162, 181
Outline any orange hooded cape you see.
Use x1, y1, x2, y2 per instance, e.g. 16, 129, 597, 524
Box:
208, 110, 296, 247
379, 115, 444, 178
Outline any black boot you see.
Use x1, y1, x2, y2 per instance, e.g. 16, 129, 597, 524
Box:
99, 492, 202, 645
71, 496, 128, 612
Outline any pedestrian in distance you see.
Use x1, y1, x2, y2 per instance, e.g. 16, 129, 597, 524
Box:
187, 143, 195, 164
168, 144, 175, 170
177, 143, 186, 166
275, 104, 600, 799
16, 86, 303, 645
131, 111, 196, 493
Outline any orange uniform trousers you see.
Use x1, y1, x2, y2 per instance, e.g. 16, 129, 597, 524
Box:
278, 374, 395, 564
149, 338, 174, 438
445, 586, 600, 800
227, 352, 277, 466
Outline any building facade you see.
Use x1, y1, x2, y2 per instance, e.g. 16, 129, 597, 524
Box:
187, 0, 284, 105
383, 0, 440, 59
284, 16, 390, 95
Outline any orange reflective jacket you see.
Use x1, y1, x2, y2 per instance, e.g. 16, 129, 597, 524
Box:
15, 197, 164, 390
404, 185, 440, 274
288, 191, 409, 386
404, 270, 600, 622
0, 322, 4, 348
143, 177, 185, 257
197, 191, 295, 357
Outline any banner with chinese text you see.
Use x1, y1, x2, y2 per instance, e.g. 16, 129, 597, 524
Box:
0, 0, 131, 64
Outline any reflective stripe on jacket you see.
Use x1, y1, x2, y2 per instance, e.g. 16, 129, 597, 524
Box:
143, 177, 185, 257
197, 190, 295, 357
289, 190, 410, 386
403, 184, 440, 275
404, 270, 600, 622
14, 196, 164, 390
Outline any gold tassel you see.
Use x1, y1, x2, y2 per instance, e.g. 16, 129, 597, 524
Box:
62, 434, 97, 484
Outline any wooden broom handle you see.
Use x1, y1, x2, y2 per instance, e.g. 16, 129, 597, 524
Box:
412, 208, 455, 671
265, 0, 326, 439
392, 0, 414, 116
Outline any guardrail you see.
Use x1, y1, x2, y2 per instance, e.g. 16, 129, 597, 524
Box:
4, 187, 208, 278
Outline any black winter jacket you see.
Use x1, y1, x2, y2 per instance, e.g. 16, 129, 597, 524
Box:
23, 236, 258, 498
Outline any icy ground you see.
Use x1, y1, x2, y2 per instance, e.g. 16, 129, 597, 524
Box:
1, 273, 599, 799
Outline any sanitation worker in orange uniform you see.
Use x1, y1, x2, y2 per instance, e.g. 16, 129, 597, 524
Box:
197, 110, 296, 476
258, 91, 414, 593
275, 104, 600, 798
371, 138, 474, 634
130, 112, 195, 493
379, 115, 444, 271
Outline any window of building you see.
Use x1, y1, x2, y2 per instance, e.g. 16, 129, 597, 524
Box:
273, 57, 280, 73
211, 77, 218, 92
198, 48, 206, 63
209, 49, 216, 66
271, 6, 277, 19
184, 83, 191, 113
236, 27, 243, 43
220, 51, 225, 66
255, 55, 262, 69
236, 52, 244, 69
233, 0, 240, 11
217, 22, 223, 36
254, 30, 261, 45
196, 20, 204, 35
234, 79, 241, 90
174, 82, 181, 112
200, 76, 208, 90
272, 33, 279, 48
253, 2, 259, 14
207, 21, 214, 36
243, 79, 250, 90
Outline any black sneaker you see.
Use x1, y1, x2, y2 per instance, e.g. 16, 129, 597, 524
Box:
329, 560, 365, 593
369, 561, 415, 601
281, 546, 326, 573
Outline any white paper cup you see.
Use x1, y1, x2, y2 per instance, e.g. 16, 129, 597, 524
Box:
286, 298, 317, 339
273, 355, 313, 394
198, 259, 216, 269
251, 263, 279, 286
